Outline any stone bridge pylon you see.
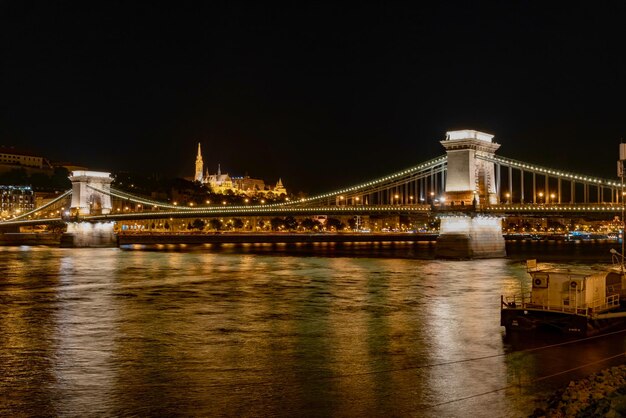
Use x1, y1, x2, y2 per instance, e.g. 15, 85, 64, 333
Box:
69, 170, 113, 216
440, 129, 500, 206
436, 130, 506, 258
62, 170, 117, 248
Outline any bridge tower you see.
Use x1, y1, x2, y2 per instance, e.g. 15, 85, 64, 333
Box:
69, 170, 113, 215
440, 129, 500, 205
436, 130, 505, 258
62, 170, 116, 248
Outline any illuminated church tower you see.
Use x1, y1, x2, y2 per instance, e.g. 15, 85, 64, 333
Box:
194, 142, 204, 182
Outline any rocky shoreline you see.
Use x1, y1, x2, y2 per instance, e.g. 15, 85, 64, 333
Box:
532, 364, 626, 417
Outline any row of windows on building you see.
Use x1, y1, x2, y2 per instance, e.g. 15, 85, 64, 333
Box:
0, 153, 44, 168
0, 186, 35, 217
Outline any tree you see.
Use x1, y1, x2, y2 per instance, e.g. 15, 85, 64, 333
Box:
284, 216, 298, 231
192, 218, 205, 230
209, 218, 222, 231
46, 220, 66, 233
270, 217, 284, 231
51, 167, 71, 190
232, 218, 244, 229
301, 218, 321, 231
326, 217, 344, 231
0, 168, 28, 185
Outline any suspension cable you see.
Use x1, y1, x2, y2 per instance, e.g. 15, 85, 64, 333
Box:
0, 189, 72, 223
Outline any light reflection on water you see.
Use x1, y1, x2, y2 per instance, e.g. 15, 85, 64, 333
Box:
0, 245, 625, 417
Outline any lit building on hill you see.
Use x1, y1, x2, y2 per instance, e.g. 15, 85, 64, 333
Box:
0, 146, 53, 175
193, 142, 287, 196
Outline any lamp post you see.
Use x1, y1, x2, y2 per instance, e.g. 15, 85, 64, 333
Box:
505, 192, 510, 204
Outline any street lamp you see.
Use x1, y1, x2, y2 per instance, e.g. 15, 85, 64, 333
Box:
538, 192, 544, 204
550, 193, 556, 205
505, 192, 510, 204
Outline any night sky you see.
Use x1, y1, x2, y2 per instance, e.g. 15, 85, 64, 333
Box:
2, 2, 625, 194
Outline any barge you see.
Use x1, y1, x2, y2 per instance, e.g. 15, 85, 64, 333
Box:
501, 258, 626, 337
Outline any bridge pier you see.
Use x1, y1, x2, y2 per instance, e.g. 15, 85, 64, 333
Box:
435, 129, 506, 258
60, 222, 117, 248
435, 214, 506, 258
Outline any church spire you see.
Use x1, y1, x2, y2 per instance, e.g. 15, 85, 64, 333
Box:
194, 142, 204, 182
274, 178, 287, 195
217, 163, 221, 176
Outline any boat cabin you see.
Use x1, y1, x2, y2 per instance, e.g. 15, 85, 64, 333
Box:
527, 264, 622, 315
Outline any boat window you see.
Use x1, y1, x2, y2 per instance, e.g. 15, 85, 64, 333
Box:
532, 273, 549, 288
607, 272, 621, 287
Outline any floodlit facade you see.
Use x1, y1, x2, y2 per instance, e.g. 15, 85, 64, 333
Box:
0, 147, 47, 169
440, 129, 500, 205
193, 142, 287, 196
0, 185, 35, 219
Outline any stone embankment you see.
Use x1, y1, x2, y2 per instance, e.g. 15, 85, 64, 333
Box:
0, 232, 61, 246
532, 365, 626, 417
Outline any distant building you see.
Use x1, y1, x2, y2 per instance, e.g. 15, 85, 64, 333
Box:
0, 146, 53, 175
194, 143, 204, 182
0, 185, 35, 219
34, 190, 64, 209
193, 142, 287, 196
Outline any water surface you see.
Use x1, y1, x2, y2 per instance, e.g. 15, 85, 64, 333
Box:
1, 244, 625, 417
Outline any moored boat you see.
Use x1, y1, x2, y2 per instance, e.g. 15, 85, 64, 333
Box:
501, 257, 626, 337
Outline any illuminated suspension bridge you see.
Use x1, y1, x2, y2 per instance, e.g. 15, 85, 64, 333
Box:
4, 133, 625, 224
1, 130, 624, 256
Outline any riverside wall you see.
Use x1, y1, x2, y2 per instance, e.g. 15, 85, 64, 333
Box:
117, 232, 438, 245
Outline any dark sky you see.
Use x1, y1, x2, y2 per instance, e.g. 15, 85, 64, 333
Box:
2, 2, 625, 193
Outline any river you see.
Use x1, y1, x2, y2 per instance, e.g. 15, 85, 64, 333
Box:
1, 242, 626, 417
